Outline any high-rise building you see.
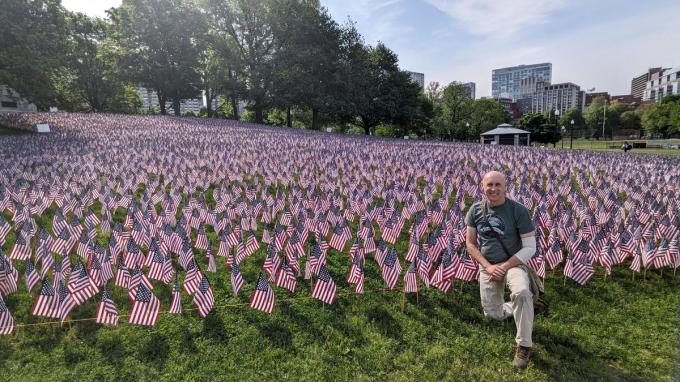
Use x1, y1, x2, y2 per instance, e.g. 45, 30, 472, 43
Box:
137, 86, 204, 114
643, 66, 680, 102
531, 82, 584, 115
492, 63, 552, 100
405, 71, 425, 89
462, 82, 476, 99
631, 68, 662, 99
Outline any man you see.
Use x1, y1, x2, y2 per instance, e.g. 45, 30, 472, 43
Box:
621, 141, 632, 153
465, 171, 537, 369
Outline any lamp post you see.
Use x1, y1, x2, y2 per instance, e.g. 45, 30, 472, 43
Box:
466, 122, 470, 143
561, 126, 565, 148
602, 99, 607, 139
570, 119, 574, 149
554, 109, 560, 147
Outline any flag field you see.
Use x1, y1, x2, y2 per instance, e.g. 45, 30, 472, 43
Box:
0, 113, 678, 381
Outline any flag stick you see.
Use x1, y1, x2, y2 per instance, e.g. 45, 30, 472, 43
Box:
416, 290, 419, 305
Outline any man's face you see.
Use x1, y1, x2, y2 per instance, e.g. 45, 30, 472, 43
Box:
483, 174, 506, 204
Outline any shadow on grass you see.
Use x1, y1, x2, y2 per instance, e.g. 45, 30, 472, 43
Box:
533, 327, 646, 382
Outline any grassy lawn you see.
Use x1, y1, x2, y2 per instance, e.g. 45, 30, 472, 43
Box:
553, 140, 680, 156
1, 225, 678, 381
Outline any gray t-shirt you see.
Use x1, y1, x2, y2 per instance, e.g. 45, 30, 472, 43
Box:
465, 198, 534, 264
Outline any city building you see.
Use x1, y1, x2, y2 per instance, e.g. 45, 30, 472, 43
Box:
643, 66, 680, 102
631, 67, 662, 99
531, 82, 585, 115
462, 82, 476, 99
610, 94, 641, 107
405, 71, 425, 89
584, 92, 610, 109
480, 123, 530, 146
494, 97, 522, 119
0, 85, 37, 113
137, 86, 204, 114
491, 63, 552, 100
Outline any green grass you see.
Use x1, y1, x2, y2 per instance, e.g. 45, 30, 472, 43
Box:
1, 230, 678, 381
553, 140, 680, 156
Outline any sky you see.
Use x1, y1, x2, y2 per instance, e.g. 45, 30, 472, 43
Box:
63, 0, 680, 98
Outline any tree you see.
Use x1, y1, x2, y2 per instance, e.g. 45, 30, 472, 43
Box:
0, 0, 70, 109
559, 108, 585, 138
434, 82, 474, 140
585, 97, 608, 139
208, 0, 277, 124
271, 1, 344, 130
619, 110, 642, 137
63, 13, 140, 113
516, 112, 560, 145
642, 95, 680, 137
111, 0, 205, 115
469, 98, 509, 138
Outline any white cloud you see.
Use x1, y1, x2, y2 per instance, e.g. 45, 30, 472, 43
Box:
424, 0, 567, 36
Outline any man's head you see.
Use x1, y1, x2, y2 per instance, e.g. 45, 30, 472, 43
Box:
482, 171, 507, 206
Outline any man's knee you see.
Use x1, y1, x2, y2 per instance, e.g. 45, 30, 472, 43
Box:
511, 287, 532, 302
482, 305, 506, 321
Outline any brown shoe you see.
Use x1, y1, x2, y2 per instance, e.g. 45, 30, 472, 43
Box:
513, 345, 532, 369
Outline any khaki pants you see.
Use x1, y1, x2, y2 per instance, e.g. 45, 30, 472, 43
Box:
479, 266, 533, 347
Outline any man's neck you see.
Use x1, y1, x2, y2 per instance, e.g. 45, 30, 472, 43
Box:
488, 198, 506, 207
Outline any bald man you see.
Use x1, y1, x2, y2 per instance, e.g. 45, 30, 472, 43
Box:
465, 171, 536, 369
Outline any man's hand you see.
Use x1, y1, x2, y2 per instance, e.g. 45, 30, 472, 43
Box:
485, 264, 506, 282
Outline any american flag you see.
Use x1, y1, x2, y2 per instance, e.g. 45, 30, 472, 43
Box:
380, 248, 402, 290
192, 275, 215, 318
169, 278, 182, 314
262, 244, 281, 282
128, 284, 160, 326
404, 262, 418, 293
67, 262, 99, 305
9, 232, 31, 260
96, 287, 119, 326
0, 255, 18, 296
347, 249, 365, 294
56, 280, 76, 323
275, 260, 297, 293
568, 253, 595, 286
250, 273, 275, 314
183, 260, 202, 295
311, 266, 337, 304
0, 295, 14, 335
24, 259, 41, 292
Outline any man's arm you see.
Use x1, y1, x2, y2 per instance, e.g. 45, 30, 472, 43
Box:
498, 231, 536, 272
466, 227, 505, 281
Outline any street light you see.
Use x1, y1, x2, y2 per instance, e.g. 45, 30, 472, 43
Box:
570, 119, 574, 149
465, 122, 470, 143
554, 109, 560, 148
561, 126, 565, 148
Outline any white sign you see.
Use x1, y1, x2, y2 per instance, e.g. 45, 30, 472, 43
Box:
36, 123, 51, 133
404, 136, 409, 140
49, 107, 59, 113
325, 127, 333, 133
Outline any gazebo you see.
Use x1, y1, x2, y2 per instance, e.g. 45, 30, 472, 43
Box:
480, 123, 530, 146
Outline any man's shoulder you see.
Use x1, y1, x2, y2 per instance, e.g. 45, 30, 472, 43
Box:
505, 198, 530, 214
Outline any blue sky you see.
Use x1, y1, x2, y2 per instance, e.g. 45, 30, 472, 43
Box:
64, 0, 680, 97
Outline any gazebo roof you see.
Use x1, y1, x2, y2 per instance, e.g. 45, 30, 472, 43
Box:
480, 124, 530, 136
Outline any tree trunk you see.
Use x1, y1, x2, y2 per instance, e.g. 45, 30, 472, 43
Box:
231, 96, 238, 120
255, 106, 263, 124
172, 99, 181, 116
286, 106, 292, 127
312, 108, 319, 130
158, 94, 167, 115
205, 89, 213, 118
364, 124, 371, 135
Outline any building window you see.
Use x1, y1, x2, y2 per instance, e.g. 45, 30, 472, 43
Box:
1, 101, 18, 108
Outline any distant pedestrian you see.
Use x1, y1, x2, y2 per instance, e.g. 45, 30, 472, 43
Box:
621, 141, 632, 153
